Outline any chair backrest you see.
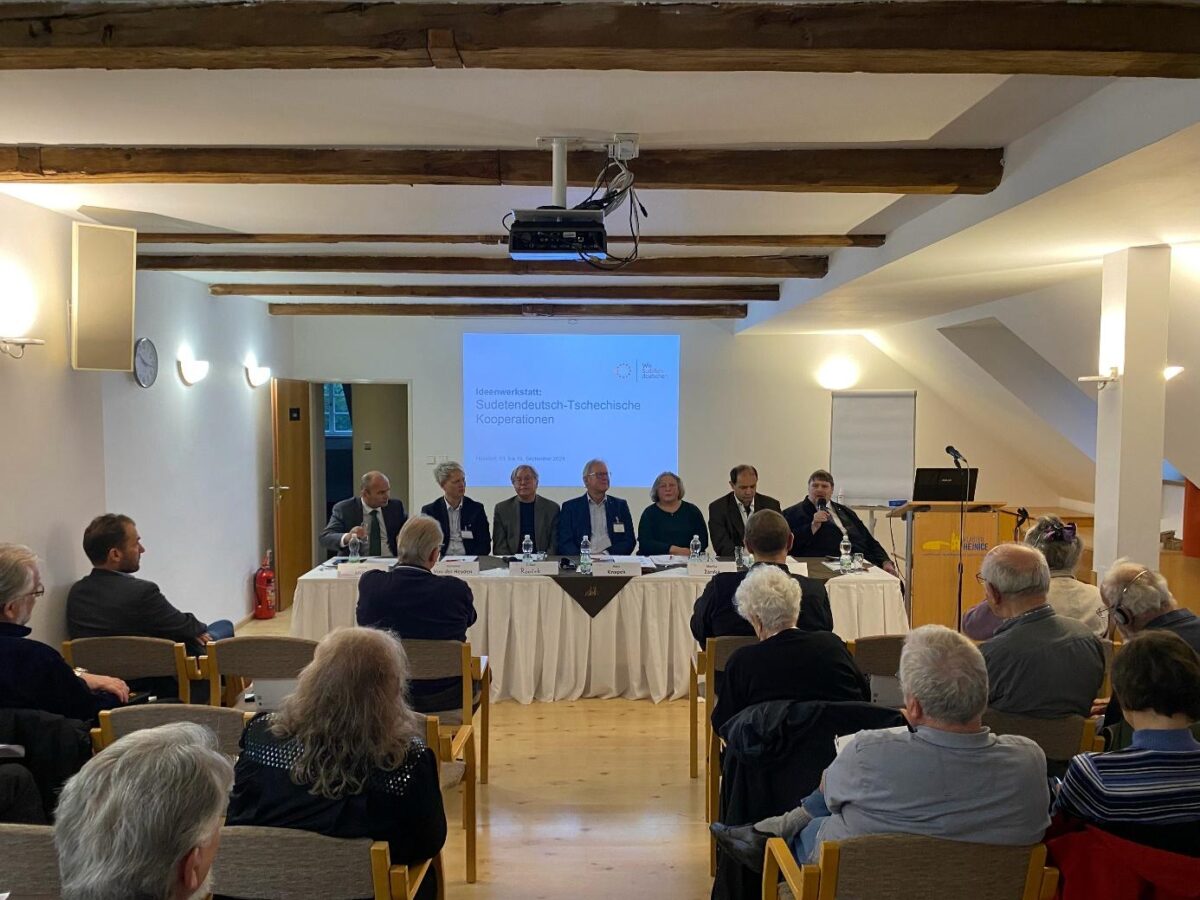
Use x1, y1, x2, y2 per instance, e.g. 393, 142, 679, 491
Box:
848, 634, 904, 677
402, 638, 467, 681
98, 705, 252, 757
707, 635, 758, 672
0, 824, 60, 899
62, 636, 191, 702
824, 834, 1048, 899
983, 708, 1098, 760
209, 636, 318, 679
215, 825, 380, 899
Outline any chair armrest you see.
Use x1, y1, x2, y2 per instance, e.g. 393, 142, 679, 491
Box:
191, 655, 210, 679
89, 727, 103, 754
471, 655, 489, 680
1040, 866, 1059, 900
448, 724, 474, 760
425, 716, 440, 749
762, 837, 813, 900
391, 858, 433, 900
694, 650, 707, 676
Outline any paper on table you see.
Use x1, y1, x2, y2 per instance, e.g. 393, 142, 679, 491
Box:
442, 555, 478, 562
610, 555, 655, 567
785, 558, 809, 576
649, 554, 691, 566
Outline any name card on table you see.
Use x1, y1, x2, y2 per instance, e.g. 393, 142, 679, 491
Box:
337, 561, 392, 577
687, 560, 738, 576
434, 559, 481, 576
509, 561, 560, 576
594, 561, 642, 577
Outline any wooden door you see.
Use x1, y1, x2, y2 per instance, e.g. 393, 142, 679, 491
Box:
271, 379, 314, 611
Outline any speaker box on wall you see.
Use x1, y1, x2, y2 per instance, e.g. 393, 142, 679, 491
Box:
71, 222, 137, 371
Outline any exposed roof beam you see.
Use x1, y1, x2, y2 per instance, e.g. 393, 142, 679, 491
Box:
1, 2, 1197, 77
211, 283, 778, 301
267, 302, 747, 318
139, 254, 828, 278
145, 232, 886, 249
3, 146, 1004, 194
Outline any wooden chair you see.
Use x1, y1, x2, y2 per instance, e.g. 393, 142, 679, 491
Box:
92, 705, 254, 756
426, 714, 477, 884
703, 635, 757, 875
762, 834, 1059, 900
982, 709, 1105, 760
202, 635, 318, 708
402, 639, 490, 784
215, 825, 444, 900
62, 636, 197, 703
0, 824, 59, 900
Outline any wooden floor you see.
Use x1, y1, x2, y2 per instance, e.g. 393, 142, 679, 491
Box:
239, 610, 713, 899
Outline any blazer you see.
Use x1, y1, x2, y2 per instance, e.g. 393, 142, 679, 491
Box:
419, 496, 491, 556
557, 494, 636, 556
690, 562, 834, 645
492, 495, 560, 556
319, 496, 408, 556
707, 492, 782, 558
67, 568, 208, 654
783, 497, 892, 568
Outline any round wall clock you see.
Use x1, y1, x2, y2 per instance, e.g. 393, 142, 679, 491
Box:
133, 337, 159, 388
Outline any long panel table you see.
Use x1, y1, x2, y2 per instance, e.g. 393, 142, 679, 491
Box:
291, 561, 908, 704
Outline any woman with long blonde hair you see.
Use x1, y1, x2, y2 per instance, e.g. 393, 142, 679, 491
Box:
226, 627, 446, 899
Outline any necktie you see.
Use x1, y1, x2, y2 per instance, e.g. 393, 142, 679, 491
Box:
368, 509, 383, 556
743, 503, 752, 518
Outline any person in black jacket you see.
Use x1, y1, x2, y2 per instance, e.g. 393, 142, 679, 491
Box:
711, 565, 868, 731
783, 469, 898, 575
691, 509, 834, 646
226, 627, 446, 900
420, 461, 491, 556
357, 515, 478, 712
320, 471, 408, 558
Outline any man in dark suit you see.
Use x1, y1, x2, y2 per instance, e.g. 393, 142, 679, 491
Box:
492, 464, 560, 556
784, 469, 898, 575
708, 464, 783, 558
320, 470, 408, 558
692, 509, 834, 646
420, 461, 491, 556
357, 515, 478, 712
67, 515, 232, 657
711, 564, 868, 731
557, 458, 636, 556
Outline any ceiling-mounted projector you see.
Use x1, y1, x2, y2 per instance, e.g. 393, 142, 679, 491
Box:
508, 208, 606, 261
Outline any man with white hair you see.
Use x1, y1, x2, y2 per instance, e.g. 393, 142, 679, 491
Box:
711, 565, 866, 731
557, 458, 636, 556
320, 470, 408, 558
421, 461, 491, 556
712, 625, 1050, 870
978, 543, 1105, 718
55, 722, 234, 900
492, 464, 560, 556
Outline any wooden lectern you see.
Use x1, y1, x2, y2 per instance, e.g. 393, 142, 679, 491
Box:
887, 501, 1012, 629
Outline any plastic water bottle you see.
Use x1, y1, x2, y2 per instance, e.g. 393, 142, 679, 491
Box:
348, 534, 363, 561
579, 535, 593, 575
689, 534, 702, 560
521, 534, 534, 563
839, 534, 852, 573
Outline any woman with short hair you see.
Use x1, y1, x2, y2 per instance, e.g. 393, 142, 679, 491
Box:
636, 471, 709, 557
226, 627, 447, 899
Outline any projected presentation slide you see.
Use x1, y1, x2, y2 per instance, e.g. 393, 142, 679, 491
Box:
463, 333, 680, 487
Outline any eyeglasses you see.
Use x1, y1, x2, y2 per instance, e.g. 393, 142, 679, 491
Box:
587, 471, 611, 480
24, 586, 45, 600
974, 573, 987, 585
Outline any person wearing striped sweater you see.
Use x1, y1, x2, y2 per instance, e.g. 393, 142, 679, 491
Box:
1055, 630, 1200, 857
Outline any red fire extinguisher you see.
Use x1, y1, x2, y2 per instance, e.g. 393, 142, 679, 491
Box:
254, 550, 276, 619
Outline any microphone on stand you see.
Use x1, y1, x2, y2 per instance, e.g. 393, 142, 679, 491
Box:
945, 445, 967, 470
944, 444, 971, 633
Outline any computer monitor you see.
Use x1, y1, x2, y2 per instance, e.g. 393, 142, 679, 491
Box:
913, 467, 978, 502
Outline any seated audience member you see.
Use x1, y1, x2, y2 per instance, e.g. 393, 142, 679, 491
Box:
421, 461, 491, 556
712, 625, 1050, 870
356, 515, 477, 713
691, 510, 833, 645
783, 470, 898, 575
964, 515, 1103, 640
0, 763, 45, 824
67, 514, 233, 657
320, 470, 407, 558
557, 458, 636, 556
708, 464, 782, 558
637, 471, 709, 557
227, 628, 446, 900
0, 543, 129, 723
492, 464, 560, 556
1097, 559, 1200, 726
711, 565, 867, 731
979, 543, 1105, 718
1055, 630, 1200, 856
55, 722, 234, 900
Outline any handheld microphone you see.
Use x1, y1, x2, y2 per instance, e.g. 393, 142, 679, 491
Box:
817, 498, 828, 512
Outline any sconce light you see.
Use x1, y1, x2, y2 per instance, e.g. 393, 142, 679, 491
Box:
0, 258, 41, 359
1078, 366, 1121, 391
244, 353, 271, 388
815, 355, 861, 390
0, 336, 45, 359
1165, 365, 1184, 381
177, 345, 210, 385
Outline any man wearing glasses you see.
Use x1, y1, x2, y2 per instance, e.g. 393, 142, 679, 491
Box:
557, 459, 636, 556
492, 464, 560, 556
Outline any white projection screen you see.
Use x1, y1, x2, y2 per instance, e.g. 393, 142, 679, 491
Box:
829, 390, 916, 505
463, 333, 680, 486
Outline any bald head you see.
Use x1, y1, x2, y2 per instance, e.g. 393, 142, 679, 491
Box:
359, 471, 391, 509
979, 543, 1051, 618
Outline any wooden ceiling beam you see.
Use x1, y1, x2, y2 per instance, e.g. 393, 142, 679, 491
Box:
140, 254, 828, 278
2, 145, 1003, 194
143, 232, 886, 248
1, 2, 1198, 77
267, 302, 747, 318
211, 283, 779, 301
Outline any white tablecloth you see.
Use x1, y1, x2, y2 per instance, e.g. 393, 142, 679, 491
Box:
291, 566, 908, 704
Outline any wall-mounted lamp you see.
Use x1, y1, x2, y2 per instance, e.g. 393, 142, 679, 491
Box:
815, 355, 861, 391
0, 336, 45, 359
1165, 365, 1185, 381
244, 353, 271, 388
177, 346, 210, 386
1078, 366, 1121, 391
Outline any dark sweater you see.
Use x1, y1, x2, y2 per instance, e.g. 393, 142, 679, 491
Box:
0, 622, 119, 724
636, 501, 710, 556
